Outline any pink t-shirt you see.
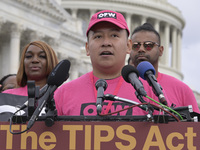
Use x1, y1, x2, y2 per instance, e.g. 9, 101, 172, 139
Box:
54, 72, 200, 116
3, 86, 28, 96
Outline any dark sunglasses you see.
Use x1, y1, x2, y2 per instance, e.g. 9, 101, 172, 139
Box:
132, 41, 160, 51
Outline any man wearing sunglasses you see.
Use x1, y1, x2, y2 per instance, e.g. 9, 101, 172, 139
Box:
130, 23, 200, 113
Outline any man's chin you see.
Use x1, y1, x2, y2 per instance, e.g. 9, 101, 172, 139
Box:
136, 60, 147, 66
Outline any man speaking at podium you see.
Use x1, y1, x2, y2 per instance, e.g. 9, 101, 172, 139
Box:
54, 10, 139, 116
54, 10, 199, 116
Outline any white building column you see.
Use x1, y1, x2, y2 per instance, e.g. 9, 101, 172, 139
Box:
126, 13, 132, 34
171, 27, 177, 69
72, 8, 78, 18
70, 59, 79, 80
0, 19, 6, 77
90, 9, 96, 19
0, 17, 6, 30
161, 23, 170, 66
177, 30, 182, 71
154, 19, 160, 33
9, 24, 22, 73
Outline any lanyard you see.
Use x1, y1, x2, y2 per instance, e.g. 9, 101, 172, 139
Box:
89, 71, 124, 114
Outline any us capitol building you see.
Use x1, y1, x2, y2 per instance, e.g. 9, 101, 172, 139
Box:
0, 0, 199, 105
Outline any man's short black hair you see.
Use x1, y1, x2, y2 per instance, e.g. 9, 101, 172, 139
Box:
131, 23, 161, 44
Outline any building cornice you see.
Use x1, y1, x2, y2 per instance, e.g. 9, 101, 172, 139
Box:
62, 0, 185, 29
60, 28, 86, 44
11, 0, 69, 22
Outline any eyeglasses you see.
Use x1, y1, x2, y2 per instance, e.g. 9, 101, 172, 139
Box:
132, 41, 160, 51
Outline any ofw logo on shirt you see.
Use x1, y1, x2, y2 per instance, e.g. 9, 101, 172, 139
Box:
97, 12, 116, 19
80, 102, 133, 116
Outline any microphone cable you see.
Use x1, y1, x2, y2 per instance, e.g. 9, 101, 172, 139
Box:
145, 95, 183, 120
9, 108, 29, 134
99, 95, 182, 122
98, 102, 180, 122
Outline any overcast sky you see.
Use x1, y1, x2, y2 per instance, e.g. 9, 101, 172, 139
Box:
168, 0, 200, 92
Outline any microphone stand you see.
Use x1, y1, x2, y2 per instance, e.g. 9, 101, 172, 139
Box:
104, 94, 147, 111
44, 94, 57, 127
103, 94, 156, 122
134, 91, 154, 121
27, 85, 58, 130
134, 91, 146, 103
12, 81, 40, 124
27, 81, 36, 117
146, 103, 154, 122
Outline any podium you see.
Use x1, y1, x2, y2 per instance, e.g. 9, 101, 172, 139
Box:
1, 116, 200, 150
1, 92, 200, 149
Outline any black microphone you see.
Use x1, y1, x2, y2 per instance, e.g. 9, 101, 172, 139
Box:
27, 59, 71, 129
19, 84, 49, 110
95, 79, 108, 115
121, 65, 147, 97
137, 61, 168, 106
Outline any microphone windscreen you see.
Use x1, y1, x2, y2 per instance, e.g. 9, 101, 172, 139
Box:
47, 59, 71, 87
95, 79, 108, 91
121, 65, 139, 83
137, 61, 155, 80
